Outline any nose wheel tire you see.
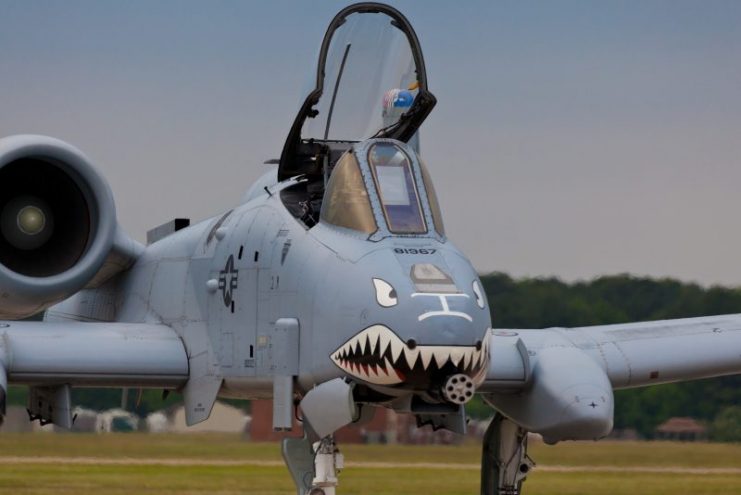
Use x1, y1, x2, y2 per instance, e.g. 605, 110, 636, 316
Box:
442, 373, 475, 404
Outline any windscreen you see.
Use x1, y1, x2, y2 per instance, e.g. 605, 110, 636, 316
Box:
368, 142, 426, 234
320, 152, 377, 234
302, 11, 418, 142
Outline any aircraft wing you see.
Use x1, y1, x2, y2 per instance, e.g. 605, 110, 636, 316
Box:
512, 314, 741, 389
0, 321, 189, 427
481, 315, 741, 443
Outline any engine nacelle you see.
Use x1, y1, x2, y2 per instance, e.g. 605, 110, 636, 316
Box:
482, 344, 614, 444
0, 135, 134, 319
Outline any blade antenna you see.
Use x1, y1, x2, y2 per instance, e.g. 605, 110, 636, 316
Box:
323, 43, 352, 140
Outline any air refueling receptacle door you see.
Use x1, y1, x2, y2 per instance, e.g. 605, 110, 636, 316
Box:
278, 3, 436, 181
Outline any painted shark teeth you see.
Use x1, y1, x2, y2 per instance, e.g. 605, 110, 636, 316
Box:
330, 325, 490, 387
432, 348, 449, 368
403, 345, 420, 369
462, 349, 472, 370
449, 348, 465, 368
366, 325, 381, 354
389, 337, 403, 363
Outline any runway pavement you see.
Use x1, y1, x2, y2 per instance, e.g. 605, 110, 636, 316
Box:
0, 456, 738, 475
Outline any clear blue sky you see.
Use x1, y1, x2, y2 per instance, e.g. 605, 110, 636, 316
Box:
2, 1, 740, 284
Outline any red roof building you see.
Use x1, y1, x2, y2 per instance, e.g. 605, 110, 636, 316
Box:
655, 417, 707, 441
248, 400, 463, 445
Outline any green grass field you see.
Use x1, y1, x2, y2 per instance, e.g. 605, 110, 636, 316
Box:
0, 433, 738, 494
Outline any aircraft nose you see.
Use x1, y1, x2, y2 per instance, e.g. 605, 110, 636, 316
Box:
328, 251, 492, 397
370, 260, 489, 348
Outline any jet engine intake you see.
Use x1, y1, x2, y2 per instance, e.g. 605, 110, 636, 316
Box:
0, 135, 136, 319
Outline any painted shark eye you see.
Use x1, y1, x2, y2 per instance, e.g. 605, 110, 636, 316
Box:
472, 280, 485, 309
373, 278, 398, 307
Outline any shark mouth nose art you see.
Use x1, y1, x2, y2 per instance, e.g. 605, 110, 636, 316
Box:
330, 325, 489, 386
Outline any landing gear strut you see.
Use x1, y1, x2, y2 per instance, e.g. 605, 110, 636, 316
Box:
311, 436, 344, 495
481, 413, 535, 495
282, 434, 344, 495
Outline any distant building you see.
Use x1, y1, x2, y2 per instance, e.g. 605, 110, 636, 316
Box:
168, 401, 250, 434
248, 400, 463, 445
656, 417, 707, 441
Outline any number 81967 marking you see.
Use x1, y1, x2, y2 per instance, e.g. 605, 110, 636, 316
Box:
394, 248, 436, 255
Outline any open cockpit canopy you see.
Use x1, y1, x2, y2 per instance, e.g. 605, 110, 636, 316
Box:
278, 2, 436, 181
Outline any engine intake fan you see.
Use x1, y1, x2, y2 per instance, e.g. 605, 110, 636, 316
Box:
0, 135, 139, 319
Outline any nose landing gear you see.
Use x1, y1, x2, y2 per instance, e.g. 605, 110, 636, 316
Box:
282, 434, 344, 495
311, 436, 344, 495
481, 413, 535, 495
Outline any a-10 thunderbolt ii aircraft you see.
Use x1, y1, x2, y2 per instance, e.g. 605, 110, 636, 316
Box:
0, 3, 739, 494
